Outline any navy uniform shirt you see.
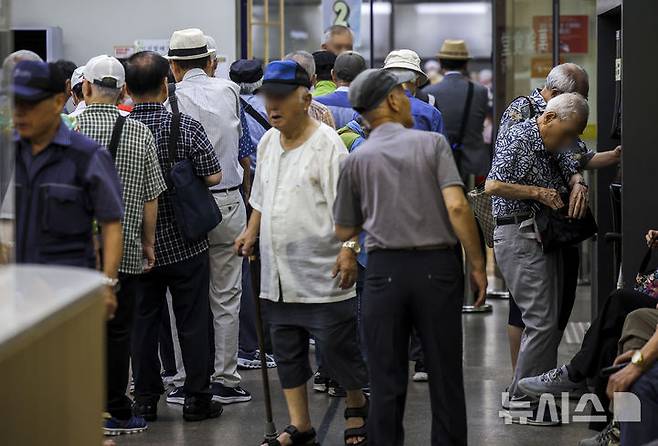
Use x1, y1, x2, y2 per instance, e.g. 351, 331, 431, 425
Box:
14, 122, 124, 267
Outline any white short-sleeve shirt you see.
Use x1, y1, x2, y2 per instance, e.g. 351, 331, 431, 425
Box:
250, 123, 355, 304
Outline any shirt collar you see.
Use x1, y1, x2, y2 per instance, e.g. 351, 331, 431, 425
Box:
182, 68, 208, 81
335, 86, 349, 93
84, 103, 120, 114
132, 102, 166, 113
370, 121, 405, 136
444, 71, 463, 77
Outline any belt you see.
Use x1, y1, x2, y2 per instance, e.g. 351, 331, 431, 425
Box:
495, 213, 533, 226
211, 185, 241, 194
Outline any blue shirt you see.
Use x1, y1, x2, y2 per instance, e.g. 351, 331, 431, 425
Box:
314, 87, 355, 129
241, 93, 268, 148
487, 119, 570, 218
407, 91, 445, 134
14, 122, 124, 267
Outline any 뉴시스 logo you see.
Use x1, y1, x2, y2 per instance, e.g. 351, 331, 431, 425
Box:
499, 391, 641, 424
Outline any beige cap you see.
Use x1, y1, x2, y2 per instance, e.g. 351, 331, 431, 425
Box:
382, 49, 428, 85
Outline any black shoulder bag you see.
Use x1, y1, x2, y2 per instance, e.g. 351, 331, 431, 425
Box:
167, 83, 222, 242
107, 115, 127, 160
240, 97, 271, 131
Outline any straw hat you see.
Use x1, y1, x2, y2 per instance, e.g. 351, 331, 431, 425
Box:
437, 39, 471, 61
167, 28, 214, 60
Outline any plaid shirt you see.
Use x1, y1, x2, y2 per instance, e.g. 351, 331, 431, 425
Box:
130, 103, 221, 266
77, 104, 166, 274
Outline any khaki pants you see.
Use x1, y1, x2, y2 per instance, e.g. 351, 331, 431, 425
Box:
618, 308, 658, 354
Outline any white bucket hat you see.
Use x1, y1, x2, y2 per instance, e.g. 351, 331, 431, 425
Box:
167, 28, 214, 60
383, 49, 428, 85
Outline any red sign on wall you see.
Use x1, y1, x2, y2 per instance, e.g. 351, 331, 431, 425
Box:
533, 15, 589, 54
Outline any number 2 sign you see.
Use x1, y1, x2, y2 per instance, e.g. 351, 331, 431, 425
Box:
322, 0, 362, 46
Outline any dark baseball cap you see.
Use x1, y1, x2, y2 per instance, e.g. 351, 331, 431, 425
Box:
13, 60, 66, 102
348, 68, 416, 114
333, 51, 366, 82
260, 60, 312, 96
229, 59, 263, 84
312, 50, 336, 70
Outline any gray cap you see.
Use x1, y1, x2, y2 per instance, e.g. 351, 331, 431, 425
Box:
333, 51, 367, 82
349, 68, 415, 114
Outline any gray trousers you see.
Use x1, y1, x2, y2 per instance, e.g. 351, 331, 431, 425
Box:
494, 222, 563, 398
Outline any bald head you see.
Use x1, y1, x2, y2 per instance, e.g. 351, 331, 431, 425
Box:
322, 25, 354, 55
545, 63, 589, 98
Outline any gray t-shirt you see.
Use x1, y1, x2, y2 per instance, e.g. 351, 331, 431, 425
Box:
334, 122, 464, 251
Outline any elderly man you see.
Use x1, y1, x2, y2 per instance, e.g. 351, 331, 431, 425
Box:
312, 50, 337, 97
422, 40, 491, 180
166, 28, 251, 404
125, 51, 224, 422
234, 60, 368, 446
76, 55, 167, 433
315, 51, 367, 128
285, 51, 336, 128
486, 92, 590, 424
322, 24, 354, 55
498, 62, 620, 378
383, 49, 444, 134
334, 68, 486, 446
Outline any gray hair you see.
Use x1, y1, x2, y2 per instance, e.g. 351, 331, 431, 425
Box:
89, 83, 122, 102
545, 92, 589, 123
545, 63, 588, 94
240, 79, 263, 95
285, 51, 315, 79
323, 25, 354, 44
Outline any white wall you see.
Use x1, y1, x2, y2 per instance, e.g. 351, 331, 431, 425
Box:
11, 0, 237, 66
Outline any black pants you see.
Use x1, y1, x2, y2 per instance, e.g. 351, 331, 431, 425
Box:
364, 249, 466, 446
106, 273, 140, 420
132, 252, 212, 403
508, 246, 580, 330
570, 288, 656, 377
158, 304, 177, 376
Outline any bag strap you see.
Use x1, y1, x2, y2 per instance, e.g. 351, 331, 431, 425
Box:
638, 246, 656, 275
240, 97, 271, 131
107, 115, 126, 160
453, 81, 474, 150
167, 82, 181, 168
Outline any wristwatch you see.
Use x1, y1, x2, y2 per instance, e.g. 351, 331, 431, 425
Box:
342, 240, 361, 255
631, 350, 645, 369
101, 275, 120, 292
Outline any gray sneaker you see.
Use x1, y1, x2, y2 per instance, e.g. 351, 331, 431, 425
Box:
578, 422, 620, 446
518, 365, 583, 398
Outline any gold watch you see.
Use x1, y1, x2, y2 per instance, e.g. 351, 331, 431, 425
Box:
342, 240, 361, 255
631, 350, 645, 369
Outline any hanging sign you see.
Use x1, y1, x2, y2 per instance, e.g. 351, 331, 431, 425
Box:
322, 0, 362, 47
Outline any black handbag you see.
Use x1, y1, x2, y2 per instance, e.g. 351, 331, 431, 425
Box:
533, 193, 598, 254
168, 83, 222, 242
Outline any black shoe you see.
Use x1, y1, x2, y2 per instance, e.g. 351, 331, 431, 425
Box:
183, 396, 223, 422
413, 361, 428, 382
313, 371, 329, 393
328, 379, 346, 398
210, 382, 252, 404
133, 400, 158, 422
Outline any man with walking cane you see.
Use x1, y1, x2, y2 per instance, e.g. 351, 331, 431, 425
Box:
234, 59, 368, 446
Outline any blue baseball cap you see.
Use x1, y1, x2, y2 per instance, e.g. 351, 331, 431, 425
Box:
12, 60, 66, 102
260, 60, 312, 96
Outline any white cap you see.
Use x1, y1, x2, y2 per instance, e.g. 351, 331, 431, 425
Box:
383, 49, 428, 85
84, 55, 125, 89
71, 65, 85, 89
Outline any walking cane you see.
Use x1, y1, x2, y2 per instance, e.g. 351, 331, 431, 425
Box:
248, 241, 278, 441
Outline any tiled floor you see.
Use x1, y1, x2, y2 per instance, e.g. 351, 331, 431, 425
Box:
117, 288, 597, 446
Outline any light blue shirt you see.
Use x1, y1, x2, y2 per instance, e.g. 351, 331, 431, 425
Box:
314, 86, 355, 129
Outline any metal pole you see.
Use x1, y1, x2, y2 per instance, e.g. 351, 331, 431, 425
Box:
552, 0, 560, 66
279, 0, 285, 59
369, 0, 374, 67
247, 0, 253, 59
264, 0, 270, 63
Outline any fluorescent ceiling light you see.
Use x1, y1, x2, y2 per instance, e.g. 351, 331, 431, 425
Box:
415, 2, 489, 15
362, 2, 392, 15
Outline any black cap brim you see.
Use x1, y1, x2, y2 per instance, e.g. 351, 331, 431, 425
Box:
13, 84, 55, 102
259, 82, 301, 96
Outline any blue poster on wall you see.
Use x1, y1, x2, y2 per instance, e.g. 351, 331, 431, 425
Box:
322, 0, 362, 47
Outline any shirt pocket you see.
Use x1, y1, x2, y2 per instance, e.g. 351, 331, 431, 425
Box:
41, 184, 92, 236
